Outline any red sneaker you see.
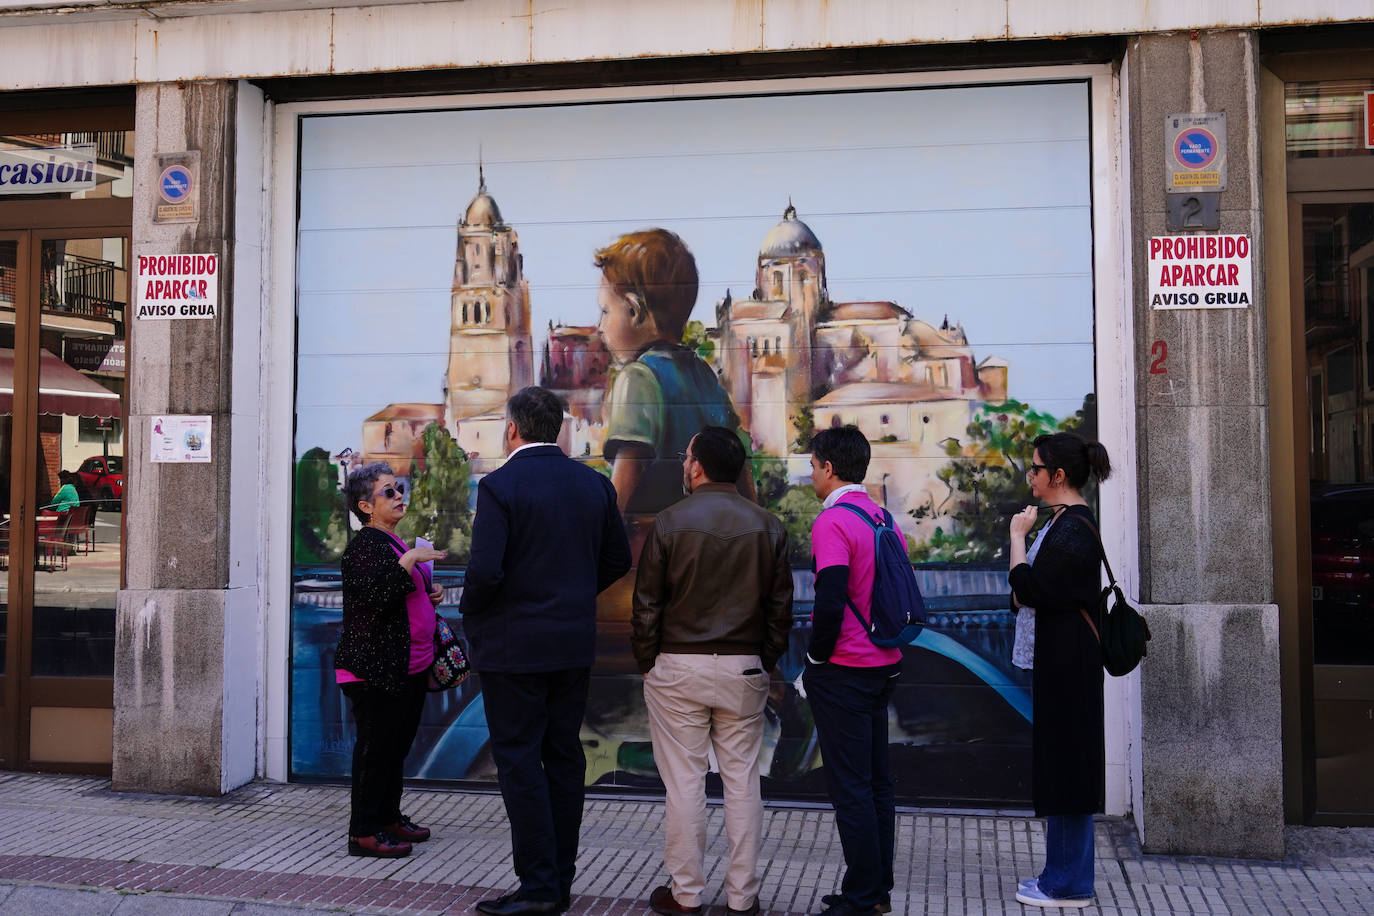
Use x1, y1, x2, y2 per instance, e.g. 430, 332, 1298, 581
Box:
347, 831, 412, 858
384, 815, 431, 842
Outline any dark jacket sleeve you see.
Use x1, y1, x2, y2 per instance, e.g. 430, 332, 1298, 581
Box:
806, 565, 849, 663
597, 476, 633, 594
459, 477, 508, 617
761, 527, 794, 671
630, 517, 668, 673
340, 529, 415, 604
1007, 511, 1102, 617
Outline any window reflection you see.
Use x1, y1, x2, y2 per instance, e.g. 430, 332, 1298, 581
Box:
0, 132, 134, 201
1285, 80, 1374, 160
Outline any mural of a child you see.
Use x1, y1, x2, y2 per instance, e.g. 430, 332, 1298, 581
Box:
594, 228, 750, 516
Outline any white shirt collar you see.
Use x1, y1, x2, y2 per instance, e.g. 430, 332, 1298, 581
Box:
507, 441, 559, 459
823, 483, 868, 509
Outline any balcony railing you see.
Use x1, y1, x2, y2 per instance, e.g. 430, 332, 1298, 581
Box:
40, 251, 124, 327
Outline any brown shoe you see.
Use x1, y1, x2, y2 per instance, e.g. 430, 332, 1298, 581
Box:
384, 815, 431, 842
347, 831, 412, 858
649, 885, 702, 915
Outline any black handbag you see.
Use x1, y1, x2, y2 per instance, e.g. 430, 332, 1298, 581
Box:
1077, 518, 1152, 677
428, 614, 471, 691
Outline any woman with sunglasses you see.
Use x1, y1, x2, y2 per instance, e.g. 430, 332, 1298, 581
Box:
1006, 432, 1112, 909
336, 462, 448, 858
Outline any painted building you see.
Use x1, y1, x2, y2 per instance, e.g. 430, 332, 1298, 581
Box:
2, 0, 1373, 861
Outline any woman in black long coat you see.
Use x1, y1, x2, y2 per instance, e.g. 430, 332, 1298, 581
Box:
1007, 432, 1112, 909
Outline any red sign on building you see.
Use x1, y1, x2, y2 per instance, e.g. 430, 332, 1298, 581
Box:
1366, 90, 1374, 150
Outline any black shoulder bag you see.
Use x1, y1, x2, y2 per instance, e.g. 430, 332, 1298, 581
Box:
1075, 517, 1152, 677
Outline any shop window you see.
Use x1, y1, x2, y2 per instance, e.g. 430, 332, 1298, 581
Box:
77, 416, 121, 443
1285, 79, 1374, 160
1, 131, 135, 200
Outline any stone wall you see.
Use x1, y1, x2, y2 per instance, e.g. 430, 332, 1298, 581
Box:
113, 80, 246, 796
1128, 31, 1284, 858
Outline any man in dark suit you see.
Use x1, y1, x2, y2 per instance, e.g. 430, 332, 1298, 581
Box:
461, 386, 632, 916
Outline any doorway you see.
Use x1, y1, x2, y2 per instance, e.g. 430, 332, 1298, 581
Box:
1280, 74, 1374, 821
0, 113, 131, 772
1296, 197, 1374, 816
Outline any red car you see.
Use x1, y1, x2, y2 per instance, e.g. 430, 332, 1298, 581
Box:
77, 455, 124, 508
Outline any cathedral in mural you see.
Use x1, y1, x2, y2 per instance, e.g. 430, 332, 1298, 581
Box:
353, 183, 1013, 548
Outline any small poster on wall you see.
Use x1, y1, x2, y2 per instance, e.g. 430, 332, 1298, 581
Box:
150, 415, 212, 463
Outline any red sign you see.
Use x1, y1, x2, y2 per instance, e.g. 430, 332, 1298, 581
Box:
1366, 91, 1374, 150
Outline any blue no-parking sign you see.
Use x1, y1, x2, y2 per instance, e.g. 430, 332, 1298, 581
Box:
159, 164, 192, 203
1166, 112, 1227, 191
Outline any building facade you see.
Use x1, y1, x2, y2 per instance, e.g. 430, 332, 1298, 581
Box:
1, 0, 1372, 858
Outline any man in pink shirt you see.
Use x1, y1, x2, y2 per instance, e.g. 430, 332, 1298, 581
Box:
803, 426, 902, 916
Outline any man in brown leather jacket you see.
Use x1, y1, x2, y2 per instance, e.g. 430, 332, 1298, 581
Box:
631, 425, 793, 916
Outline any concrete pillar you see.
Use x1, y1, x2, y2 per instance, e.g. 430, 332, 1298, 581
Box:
1128, 31, 1283, 858
113, 80, 258, 796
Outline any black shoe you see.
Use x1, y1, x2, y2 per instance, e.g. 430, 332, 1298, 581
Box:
727, 900, 761, 916
476, 892, 558, 916
819, 894, 891, 914
346, 831, 412, 858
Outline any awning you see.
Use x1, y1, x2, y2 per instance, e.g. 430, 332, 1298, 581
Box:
0, 347, 121, 418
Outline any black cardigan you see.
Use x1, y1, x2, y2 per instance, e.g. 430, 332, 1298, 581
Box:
335, 526, 418, 696
1008, 505, 1105, 817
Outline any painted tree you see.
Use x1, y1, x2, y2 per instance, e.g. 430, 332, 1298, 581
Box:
910, 395, 1095, 562
750, 451, 822, 565
293, 446, 350, 564
396, 422, 473, 562
682, 319, 715, 362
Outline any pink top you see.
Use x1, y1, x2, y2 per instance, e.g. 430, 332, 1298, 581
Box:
811, 491, 906, 668
336, 530, 436, 684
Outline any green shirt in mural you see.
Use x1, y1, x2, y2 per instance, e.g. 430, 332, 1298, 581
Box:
604, 342, 740, 515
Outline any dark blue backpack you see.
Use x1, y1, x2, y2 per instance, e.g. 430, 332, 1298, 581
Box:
833, 503, 927, 648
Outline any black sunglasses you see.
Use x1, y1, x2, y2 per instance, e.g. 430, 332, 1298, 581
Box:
371, 482, 405, 500
1028, 463, 1049, 475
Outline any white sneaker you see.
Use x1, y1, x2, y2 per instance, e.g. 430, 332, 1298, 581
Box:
1015, 882, 1092, 908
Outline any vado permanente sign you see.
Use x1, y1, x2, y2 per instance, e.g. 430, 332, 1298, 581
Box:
1148, 234, 1252, 309
135, 253, 218, 319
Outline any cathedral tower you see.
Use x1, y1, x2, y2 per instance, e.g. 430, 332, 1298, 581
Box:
446, 170, 534, 429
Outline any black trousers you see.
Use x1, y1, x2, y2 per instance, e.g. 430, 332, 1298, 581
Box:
341, 672, 428, 837
479, 667, 590, 903
802, 661, 899, 910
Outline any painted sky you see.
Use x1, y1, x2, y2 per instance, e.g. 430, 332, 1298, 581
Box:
294, 81, 1095, 455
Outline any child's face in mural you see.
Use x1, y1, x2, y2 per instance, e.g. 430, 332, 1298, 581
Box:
597, 276, 659, 365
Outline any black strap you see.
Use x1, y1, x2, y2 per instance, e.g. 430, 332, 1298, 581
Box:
827, 501, 889, 633
1040, 504, 1116, 587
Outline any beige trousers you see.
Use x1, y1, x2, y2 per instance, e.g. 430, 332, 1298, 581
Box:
643, 652, 770, 910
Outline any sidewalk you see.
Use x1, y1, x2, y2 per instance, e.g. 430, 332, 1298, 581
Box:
0, 774, 1371, 915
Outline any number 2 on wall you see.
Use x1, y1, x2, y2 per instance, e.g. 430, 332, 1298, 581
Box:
1149, 340, 1168, 375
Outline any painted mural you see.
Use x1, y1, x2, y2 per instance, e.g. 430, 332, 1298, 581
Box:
290, 81, 1098, 806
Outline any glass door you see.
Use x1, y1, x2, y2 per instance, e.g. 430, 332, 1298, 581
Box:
0, 229, 125, 771
1299, 196, 1374, 817
0, 232, 22, 769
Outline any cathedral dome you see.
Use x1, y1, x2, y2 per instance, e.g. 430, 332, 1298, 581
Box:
759, 204, 822, 259
463, 177, 504, 228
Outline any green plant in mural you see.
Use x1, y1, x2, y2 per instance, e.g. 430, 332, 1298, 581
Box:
293, 447, 350, 564
777, 485, 823, 566
909, 395, 1095, 562
752, 451, 791, 510
791, 405, 815, 454
395, 422, 473, 562
682, 319, 715, 362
